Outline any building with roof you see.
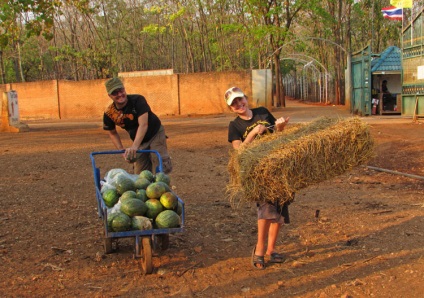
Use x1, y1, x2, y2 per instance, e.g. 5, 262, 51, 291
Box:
350, 45, 402, 116
351, 7, 424, 119
371, 46, 402, 114
371, 46, 402, 93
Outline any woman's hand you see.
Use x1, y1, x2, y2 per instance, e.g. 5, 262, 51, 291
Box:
275, 116, 290, 131
240, 124, 268, 147
254, 124, 268, 135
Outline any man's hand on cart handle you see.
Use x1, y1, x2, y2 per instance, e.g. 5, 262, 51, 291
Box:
124, 146, 138, 163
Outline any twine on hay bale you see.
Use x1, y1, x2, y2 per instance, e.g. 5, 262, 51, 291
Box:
227, 117, 375, 206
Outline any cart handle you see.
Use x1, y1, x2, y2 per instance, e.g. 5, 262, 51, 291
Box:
90, 149, 163, 173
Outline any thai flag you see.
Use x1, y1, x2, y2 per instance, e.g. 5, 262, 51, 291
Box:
381, 6, 403, 21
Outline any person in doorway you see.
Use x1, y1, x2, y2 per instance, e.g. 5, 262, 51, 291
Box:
225, 86, 291, 270
382, 80, 390, 94
381, 80, 396, 110
103, 77, 172, 174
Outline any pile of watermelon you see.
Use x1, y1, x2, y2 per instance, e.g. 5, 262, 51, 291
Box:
101, 169, 182, 232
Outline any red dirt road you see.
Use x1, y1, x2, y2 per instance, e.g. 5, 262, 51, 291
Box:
0, 99, 423, 297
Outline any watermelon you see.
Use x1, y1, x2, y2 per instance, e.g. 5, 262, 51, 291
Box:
111, 213, 131, 232
134, 177, 151, 190
155, 210, 180, 229
175, 201, 183, 216
120, 198, 148, 217
160, 192, 178, 210
139, 170, 154, 182
146, 182, 167, 200
156, 181, 171, 192
155, 172, 171, 185
102, 189, 119, 208
131, 216, 153, 231
136, 189, 148, 202
119, 190, 137, 202
145, 199, 163, 219
107, 212, 121, 231
115, 175, 135, 195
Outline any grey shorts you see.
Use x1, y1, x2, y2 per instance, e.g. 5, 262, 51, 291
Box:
133, 125, 172, 174
257, 201, 290, 224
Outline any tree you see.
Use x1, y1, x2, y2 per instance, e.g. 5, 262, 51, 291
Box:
0, 0, 406, 102
0, 0, 56, 83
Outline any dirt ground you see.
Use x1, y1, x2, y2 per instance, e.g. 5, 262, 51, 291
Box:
0, 99, 423, 298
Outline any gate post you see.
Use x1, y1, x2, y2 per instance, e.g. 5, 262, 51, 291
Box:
0, 91, 29, 133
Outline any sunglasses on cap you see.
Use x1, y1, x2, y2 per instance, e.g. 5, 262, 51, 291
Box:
111, 88, 125, 96
225, 87, 244, 101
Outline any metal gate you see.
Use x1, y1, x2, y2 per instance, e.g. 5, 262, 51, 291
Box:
402, 8, 424, 118
351, 45, 372, 116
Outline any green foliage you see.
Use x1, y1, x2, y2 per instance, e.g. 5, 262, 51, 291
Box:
169, 7, 185, 22
280, 60, 297, 75
0, 0, 58, 41
221, 23, 245, 34
144, 5, 164, 15
142, 24, 167, 35
0, 0, 405, 84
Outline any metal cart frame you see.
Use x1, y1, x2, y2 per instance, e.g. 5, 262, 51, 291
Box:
90, 150, 185, 274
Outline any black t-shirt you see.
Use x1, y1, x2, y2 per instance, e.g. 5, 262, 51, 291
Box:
103, 94, 161, 142
382, 84, 389, 93
228, 107, 276, 143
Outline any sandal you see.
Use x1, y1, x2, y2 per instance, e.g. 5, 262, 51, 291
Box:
251, 246, 265, 270
269, 252, 285, 263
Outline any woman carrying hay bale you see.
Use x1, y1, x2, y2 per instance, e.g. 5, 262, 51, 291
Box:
225, 86, 291, 270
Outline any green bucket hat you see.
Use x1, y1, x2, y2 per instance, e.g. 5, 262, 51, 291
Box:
105, 77, 124, 94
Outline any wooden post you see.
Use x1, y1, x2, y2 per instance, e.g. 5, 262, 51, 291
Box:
412, 94, 419, 123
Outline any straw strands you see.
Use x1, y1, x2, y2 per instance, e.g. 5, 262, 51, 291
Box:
227, 117, 375, 206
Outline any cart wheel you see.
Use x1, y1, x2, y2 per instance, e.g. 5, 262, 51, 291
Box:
141, 237, 153, 274
159, 234, 170, 250
104, 237, 113, 254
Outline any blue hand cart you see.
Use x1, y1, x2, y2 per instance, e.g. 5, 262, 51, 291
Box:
89, 150, 185, 274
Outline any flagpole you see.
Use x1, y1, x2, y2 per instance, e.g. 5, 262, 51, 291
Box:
401, 7, 404, 51
402, 6, 405, 45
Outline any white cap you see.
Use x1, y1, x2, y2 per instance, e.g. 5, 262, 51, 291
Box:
224, 87, 245, 105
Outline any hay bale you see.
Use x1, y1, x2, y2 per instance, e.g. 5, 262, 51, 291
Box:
227, 117, 375, 206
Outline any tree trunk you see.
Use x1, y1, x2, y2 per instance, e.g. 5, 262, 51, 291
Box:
0, 49, 5, 84
17, 42, 25, 82
273, 54, 282, 107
